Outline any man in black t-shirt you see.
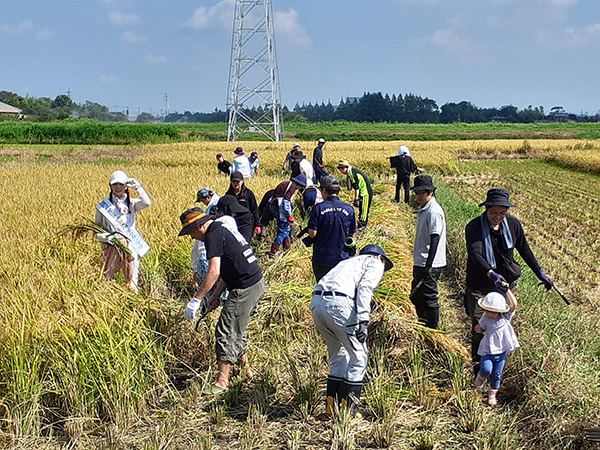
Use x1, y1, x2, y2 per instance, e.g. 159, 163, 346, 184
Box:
178, 208, 265, 395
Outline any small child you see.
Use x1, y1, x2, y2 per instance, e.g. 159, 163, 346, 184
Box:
474, 289, 519, 406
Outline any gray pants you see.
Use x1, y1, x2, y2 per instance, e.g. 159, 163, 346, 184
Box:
311, 293, 368, 383
215, 277, 265, 363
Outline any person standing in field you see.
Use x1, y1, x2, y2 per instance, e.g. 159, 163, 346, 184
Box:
268, 175, 307, 257
311, 244, 393, 418
409, 175, 446, 329
232, 147, 252, 179
95, 170, 151, 293
216, 153, 232, 176
179, 209, 265, 395
283, 143, 302, 177
336, 160, 373, 229
474, 289, 519, 406
307, 175, 356, 281
224, 171, 260, 243
465, 188, 552, 375
313, 138, 328, 184
294, 151, 314, 186
388, 145, 423, 204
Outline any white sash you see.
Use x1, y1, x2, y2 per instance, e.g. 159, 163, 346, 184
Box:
96, 198, 151, 257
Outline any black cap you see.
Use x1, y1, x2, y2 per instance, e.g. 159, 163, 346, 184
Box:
230, 171, 244, 182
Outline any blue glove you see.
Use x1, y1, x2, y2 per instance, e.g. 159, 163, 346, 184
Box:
356, 321, 368, 343
489, 271, 507, 290
538, 272, 553, 291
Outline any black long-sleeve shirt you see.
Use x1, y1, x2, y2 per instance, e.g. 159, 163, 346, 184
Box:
225, 184, 260, 240
465, 213, 542, 292
391, 155, 418, 178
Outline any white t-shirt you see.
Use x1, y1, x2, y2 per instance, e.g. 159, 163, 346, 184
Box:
414, 197, 446, 268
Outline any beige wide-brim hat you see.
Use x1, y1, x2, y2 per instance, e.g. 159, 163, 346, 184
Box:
478, 291, 510, 313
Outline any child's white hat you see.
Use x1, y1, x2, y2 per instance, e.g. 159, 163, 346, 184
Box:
478, 291, 509, 313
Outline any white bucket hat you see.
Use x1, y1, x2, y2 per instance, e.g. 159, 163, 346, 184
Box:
478, 291, 509, 313
109, 170, 128, 185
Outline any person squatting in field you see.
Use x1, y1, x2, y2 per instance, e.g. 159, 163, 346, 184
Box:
409, 175, 447, 329
216, 153, 232, 176
337, 160, 373, 229
465, 188, 553, 375
95, 170, 151, 293
311, 244, 393, 418
268, 174, 307, 257
474, 289, 520, 406
179, 209, 265, 395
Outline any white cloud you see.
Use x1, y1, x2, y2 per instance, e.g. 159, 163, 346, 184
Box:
0, 20, 53, 40
144, 54, 168, 64
121, 30, 146, 43
108, 11, 141, 26
535, 22, 600, 48
185, 1, 233, 30
274, 9, 311, 48
426, 28, 489, 64
99, 74, 118, 84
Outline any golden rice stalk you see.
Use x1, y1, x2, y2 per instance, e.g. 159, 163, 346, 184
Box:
61, 219, 132, 258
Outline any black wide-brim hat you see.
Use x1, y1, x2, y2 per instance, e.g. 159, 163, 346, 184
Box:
478, 188, 516, 208
178, 207, 214, 236
216, 195, 249, 215
410, 175, 436, 191
359, 244, 394, 271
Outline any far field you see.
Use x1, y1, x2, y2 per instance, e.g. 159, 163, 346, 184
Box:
1, 120, 600, 144
0, 136, 599, 449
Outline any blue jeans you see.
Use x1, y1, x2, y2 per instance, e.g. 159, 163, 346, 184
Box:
478, 352, 507, 389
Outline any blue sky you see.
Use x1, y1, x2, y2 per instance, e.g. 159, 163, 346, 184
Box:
2, 0, 599, 116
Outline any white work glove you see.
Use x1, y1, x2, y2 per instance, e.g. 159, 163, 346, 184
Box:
126, 178, 142, 190
96, 232, 115, 244
184, 298, 205, 321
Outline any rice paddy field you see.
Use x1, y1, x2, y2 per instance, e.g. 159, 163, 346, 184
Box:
1, 138, 600, 449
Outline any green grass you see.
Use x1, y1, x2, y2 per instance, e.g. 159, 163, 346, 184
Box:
2, 120, 600, 144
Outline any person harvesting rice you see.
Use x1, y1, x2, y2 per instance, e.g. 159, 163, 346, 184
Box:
95, 170, 151, 293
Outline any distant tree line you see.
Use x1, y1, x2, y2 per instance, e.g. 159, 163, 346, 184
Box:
2, 89, 597, 124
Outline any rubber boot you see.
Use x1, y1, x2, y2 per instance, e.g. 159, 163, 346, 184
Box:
282, 238, 291, 250
325, 376, 343, 417
269, 242, 280, 258
488, 389, 498, 406
343, 380, 368, 419
474, 374, 487, 393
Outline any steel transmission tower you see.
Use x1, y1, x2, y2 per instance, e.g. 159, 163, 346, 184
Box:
227, 0, 282, 142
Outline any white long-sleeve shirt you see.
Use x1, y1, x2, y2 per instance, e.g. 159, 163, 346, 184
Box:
314, 254, 385, 322
95, 187, 152, 232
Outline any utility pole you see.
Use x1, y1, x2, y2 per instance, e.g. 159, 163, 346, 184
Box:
226, 0, 282, 142
163, 92, 169, 118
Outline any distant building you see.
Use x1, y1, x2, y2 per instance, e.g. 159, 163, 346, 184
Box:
489, 115, 507, 122
0, 101, 24, 119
